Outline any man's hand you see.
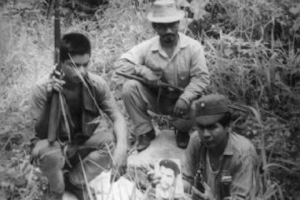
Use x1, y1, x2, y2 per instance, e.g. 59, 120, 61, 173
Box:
136, 67, 161, 86
173, 98, 189, 117
147, 168, 161, 188
192, 182, 215, 200
46, 70, 65, 96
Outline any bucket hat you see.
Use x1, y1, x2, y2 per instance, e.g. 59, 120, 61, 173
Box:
192, 94, 230, 125
147, 0, 185, 23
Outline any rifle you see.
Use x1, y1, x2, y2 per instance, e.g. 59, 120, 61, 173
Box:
116, 71, 248, 113
47, 0, 63, 143
115, 71, 184, 93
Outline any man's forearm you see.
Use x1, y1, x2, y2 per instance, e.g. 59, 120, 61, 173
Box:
112, 113, 128, 147
116, 59, 137, 75
180, 73, 210, 105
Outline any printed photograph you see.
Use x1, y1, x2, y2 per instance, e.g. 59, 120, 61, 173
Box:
154, 158, 184, 200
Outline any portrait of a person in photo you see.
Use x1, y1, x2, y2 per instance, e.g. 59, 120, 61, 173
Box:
155, 159, 184, 200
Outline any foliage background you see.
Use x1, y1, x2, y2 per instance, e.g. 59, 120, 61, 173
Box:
0, 0, 300, 199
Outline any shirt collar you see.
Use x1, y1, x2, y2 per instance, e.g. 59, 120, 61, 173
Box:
150, 32, 189, 52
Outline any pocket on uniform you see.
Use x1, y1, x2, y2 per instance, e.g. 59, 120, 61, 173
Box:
178, 70, 189, 81
177, 69, 190, 88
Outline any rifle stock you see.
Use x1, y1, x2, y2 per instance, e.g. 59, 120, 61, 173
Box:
47, 0, 61, 143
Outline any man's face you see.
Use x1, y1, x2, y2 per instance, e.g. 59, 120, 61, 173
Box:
61, 53, 90, 84
160, 166, 176, 190
153, 21, 179, 45
196, 122, 228, 149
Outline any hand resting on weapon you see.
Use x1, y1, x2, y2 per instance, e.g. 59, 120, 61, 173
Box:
135, 65, 162, 87
46, 69, 65, 97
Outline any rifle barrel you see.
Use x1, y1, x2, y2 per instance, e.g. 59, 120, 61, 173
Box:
47, 0, 61, 143
115, 71, 184, 92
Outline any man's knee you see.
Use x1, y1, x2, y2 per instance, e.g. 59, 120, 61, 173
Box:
90, 129, 115, 146
86, 150, 112, 170
32, 140, 65, 173
69, 149, 112, 187
122, 80, 141, 97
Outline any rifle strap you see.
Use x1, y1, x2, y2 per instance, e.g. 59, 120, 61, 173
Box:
219, 155, 233, 199
196, 145, 233, 199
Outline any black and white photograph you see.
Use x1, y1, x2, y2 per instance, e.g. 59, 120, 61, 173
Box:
0, 0, 299, 199
154, 159, 184, 200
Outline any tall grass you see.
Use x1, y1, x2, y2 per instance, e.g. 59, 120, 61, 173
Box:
0, 0, 300, 199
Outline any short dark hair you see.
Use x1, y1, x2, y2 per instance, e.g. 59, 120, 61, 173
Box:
218, 112, 231, 127
159, 159, 180, 177
60, 33, 91, 62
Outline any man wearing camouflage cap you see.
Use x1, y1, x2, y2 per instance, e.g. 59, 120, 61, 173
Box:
182, 94, 260, 200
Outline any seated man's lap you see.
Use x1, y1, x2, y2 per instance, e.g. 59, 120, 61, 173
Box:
68, 131, 115, 186
32, 130, 115, 184
68, 145, 114, 186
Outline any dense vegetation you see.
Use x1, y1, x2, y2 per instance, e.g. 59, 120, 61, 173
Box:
0, 0, 299, 199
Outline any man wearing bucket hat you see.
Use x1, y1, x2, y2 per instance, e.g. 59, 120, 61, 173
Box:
182, 94, 260, 200
116, 0, 210, 151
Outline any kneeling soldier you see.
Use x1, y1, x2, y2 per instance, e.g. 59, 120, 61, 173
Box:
30, 33, 128, 200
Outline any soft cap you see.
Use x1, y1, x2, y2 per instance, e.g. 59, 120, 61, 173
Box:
192, 94, 229, 125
